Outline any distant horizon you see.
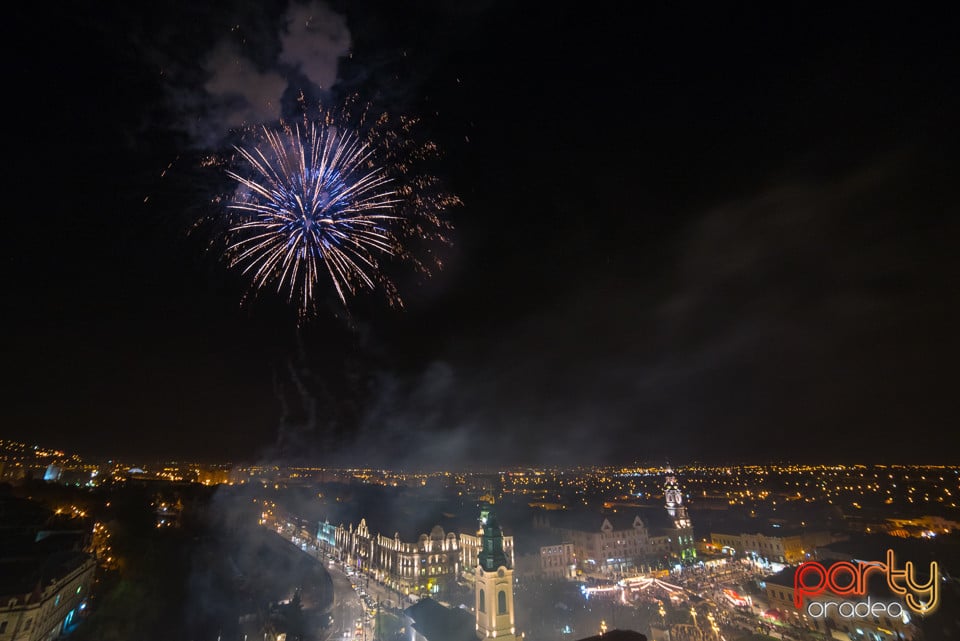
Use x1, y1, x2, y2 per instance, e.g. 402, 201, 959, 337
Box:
5, 438, 957, 471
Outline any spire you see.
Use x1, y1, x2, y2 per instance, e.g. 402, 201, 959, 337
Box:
664, 464, 681, 509
478, 508, 510, 572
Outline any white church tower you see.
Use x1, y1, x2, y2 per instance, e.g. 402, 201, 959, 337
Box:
475, 503, 516, 640
664, 464, 697, 562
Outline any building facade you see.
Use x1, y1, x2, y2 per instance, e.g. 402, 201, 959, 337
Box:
561, 515, 650, 576
475, 507, 516, 641
710, 529, 833, 564
371, 527, 461, 595
317, 518, 336, 553
539, 542, 577, 580
0, 552, 95, 641
331, 513, 512, 596
336, 518, 376, 574
541, 468, 698, 576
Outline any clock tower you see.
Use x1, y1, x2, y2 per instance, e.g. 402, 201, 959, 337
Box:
664, 465, 696, 561
475, 504, 516, 640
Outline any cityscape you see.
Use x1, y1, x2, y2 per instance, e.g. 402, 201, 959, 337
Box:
1, 439, 958, 640
3, 1, 957, 641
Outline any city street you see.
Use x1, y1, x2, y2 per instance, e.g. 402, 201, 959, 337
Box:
324, 562, 366, 641
274, 522, 390, 641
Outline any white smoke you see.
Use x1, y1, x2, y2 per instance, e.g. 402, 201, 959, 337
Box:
203, 42, 287, 129
279, 1, 351, 90
197, 0, 351, 143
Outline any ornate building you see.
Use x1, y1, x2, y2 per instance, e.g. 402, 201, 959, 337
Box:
335, 518, 375, 573
373, 526, 460, 595
663, 466, 696, 562
551, 514, 650, 576
475, 504, 516, 641
334, 518, 461, 596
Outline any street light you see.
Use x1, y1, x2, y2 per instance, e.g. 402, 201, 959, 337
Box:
707, 612, 719, 639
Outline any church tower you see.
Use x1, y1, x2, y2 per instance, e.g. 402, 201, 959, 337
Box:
663, 465, 696, 562
475, 504, 516, 640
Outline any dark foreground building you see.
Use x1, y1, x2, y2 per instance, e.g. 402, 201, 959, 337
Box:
0, 496, 95, 641
577, 631, 647, 641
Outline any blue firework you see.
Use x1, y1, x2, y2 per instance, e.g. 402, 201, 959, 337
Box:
226, 122, 399, 313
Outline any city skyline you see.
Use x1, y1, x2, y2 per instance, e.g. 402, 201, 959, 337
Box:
4, 434, 957, 640
5, 436, 960, 471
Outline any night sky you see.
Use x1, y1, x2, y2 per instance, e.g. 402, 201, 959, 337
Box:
4, 1, 958, 466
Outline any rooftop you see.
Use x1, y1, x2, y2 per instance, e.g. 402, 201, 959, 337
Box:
403, 597, 476, 641
577, 631, 648, 641
0, 549, 92, 598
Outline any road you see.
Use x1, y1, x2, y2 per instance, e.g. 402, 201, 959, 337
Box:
271, 521, 380, 641
324, 561, 366, 641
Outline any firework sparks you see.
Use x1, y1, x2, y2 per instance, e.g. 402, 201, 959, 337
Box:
222, 105, 456, 317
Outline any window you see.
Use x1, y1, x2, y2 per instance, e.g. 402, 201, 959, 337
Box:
479, 589, 485, 613
0, 621, 7, 633
498, 590, 507, 614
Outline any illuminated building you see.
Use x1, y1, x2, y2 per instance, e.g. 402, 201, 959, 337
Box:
884, 515, 958, 538
335, 519, 374, 575
196, 466, 231, 485
547, 513, 651, 576
42, 465, 61, 482
317, 518, 336, 554
710, 527, 833, 564
0, 552, 95, 641
334, 518, 462, 596
535, 466, 698, 574
663, 466, 696, 562
0, 496, 96, 641
374, 526, 460, 595
474, 504, 515, 641
539, 542, 577, 580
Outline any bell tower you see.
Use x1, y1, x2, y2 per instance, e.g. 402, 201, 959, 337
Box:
475, 503, 516, 640
663, 464, 696, 561
663, 465, 687, 525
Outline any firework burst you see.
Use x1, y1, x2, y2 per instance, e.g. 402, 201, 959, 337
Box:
222, 101, 457, 317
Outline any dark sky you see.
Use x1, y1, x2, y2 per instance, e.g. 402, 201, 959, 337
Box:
4, 1, 958, 466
